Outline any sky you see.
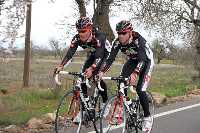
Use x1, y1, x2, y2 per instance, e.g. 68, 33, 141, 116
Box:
5, 0, 178, 49
16, 0, 76, 49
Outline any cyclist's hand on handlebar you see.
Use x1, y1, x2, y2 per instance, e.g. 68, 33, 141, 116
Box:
54, 65, 64, 74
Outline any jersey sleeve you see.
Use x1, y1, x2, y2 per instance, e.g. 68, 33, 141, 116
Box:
60, 35, 78, 66
134, 33, 147, 74
100, 40, 120, 73
91, 34, 106, 69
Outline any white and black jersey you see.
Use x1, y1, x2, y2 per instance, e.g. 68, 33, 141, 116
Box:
61, 29, 111, 69
101, 32, 154, 74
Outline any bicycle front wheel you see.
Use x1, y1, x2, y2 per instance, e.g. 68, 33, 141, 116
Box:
54, 90, 82, 133
100, 95, 126, 133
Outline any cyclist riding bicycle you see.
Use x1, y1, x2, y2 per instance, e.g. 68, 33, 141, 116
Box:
54, 17, 111, 122
98, 20, 154, 133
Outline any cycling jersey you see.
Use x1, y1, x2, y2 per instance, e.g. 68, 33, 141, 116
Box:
60, 30, 111, 69
101, 32, 154, 74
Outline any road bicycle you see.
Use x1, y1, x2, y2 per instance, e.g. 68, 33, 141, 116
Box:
100, 76, 154, 133
54, 71, 105, 133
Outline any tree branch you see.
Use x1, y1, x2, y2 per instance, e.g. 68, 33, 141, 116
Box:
183, 0, 200, 11
107, 0, 114, 4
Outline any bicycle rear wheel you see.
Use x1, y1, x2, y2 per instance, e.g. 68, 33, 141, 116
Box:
79, 95, 103, 133
54, 90, 82, 133
127, 92, 154, 133
100, 95, 126, 133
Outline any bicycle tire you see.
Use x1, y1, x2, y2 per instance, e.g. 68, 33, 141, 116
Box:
54, 90, 82, 133
93, 96, 103, 133
146, 91, 155, 133
125, 91, 154, 133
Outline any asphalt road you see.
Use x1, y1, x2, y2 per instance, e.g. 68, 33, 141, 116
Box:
152, 96, 200, 133
153, 106, 200, 133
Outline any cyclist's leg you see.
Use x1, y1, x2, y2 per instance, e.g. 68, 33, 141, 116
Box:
136, 60, 153, 117
98, 80, 108, 103
120, 59, 137, 96
94, 53, 109, 104
81, 54, 95, 97
136, 60, 154, 132
73, 55, 95, 123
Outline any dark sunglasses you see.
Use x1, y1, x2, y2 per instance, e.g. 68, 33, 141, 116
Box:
78, 29, 89, 33
117, 31, 128, 35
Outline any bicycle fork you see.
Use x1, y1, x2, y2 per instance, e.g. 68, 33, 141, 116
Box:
118, 96, 124, 124
67, 91, 80, 119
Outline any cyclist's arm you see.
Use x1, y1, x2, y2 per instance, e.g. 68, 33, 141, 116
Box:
134, 33, 147, 74
60, 42, 78, 66
100, 41, 120, 73
91, 35, 106, 69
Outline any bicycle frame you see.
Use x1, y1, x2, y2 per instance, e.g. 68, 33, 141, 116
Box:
67, 90, 80, 118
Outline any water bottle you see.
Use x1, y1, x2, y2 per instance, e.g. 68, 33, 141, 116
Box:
125, 97, 133, 110
127, 99, 133, 109
130, 99, 137, 114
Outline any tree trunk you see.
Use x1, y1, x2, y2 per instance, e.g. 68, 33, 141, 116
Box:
75, 0, 89, 57
23, 1, 32, 87
93, 0, 114, 42
193, 11, 200, 78
194, 29, 200, 78
0, 0, 4, 15
75, 0, 86, 17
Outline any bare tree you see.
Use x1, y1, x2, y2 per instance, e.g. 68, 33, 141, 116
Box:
0, 0, 32, 87
69, 0, 115, 42
0, 0, 25, 48
92, 0, 115, 41
151, 39, 166, 64
126, 0, 200, 78
51, 0, 145, 42
75, 0, 86, 17
49, 38, 63, 60
191, 27, 200, 78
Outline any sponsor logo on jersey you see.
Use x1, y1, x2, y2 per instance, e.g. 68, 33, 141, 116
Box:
83, 45, 96, 52
125, 48, 137, 55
